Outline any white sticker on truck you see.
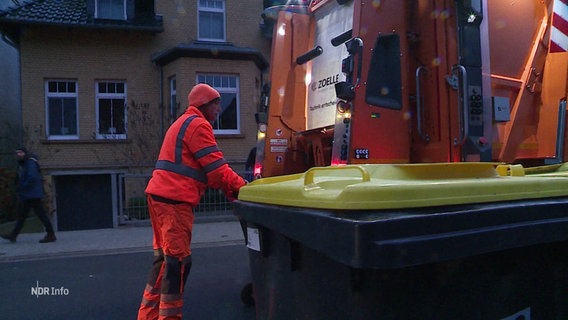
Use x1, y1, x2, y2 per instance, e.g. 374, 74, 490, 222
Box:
307, 0, 354, 130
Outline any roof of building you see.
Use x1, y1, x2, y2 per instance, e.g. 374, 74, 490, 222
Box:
0, 1, 266, 69
152, 41, 269, 70
0, 0, 163, 32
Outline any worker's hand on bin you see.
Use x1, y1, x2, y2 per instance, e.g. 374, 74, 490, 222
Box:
226, 179, 247, 202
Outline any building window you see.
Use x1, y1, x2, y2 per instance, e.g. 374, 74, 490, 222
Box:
96, 0, 126, 20
46, 80, 78, 139
197, 74, 239, 134
198, 0, 226, 42
169, 76, 178, 124
96, 81, 127, 139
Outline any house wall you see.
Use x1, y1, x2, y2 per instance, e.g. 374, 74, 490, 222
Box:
19, 0, 269, 172
19, 27, 162, 170
152, 0, 270, 165
155, 1, 271, 56
12, 0, 270, 229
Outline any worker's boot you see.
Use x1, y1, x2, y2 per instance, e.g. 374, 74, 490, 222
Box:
39, 232, 56, 243
1, 233, 17, 243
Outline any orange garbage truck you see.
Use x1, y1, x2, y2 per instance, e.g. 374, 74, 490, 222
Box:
236, 1, 568, 318
252, 0, 568, 179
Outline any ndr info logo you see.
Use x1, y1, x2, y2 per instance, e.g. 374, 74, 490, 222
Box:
31, 281, 70, 298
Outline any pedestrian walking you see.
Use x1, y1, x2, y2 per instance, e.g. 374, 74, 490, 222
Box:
1, 147, 56, 243
137, 83, 246, 320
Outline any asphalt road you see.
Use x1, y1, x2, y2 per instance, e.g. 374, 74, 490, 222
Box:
0, 244, 255, 320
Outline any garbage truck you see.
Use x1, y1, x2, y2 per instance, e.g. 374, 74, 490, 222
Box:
252, 0, 568, 179
235, 1, 568, 319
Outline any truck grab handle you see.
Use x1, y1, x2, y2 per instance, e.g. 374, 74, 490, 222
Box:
452, 64, 469, 143
296, 46, 323, 65
331, 29, 352, 47
346, 37, 363, 87
415, 66, 430, 142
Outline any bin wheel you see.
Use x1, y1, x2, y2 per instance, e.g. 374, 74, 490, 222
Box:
240, 282, 255, 307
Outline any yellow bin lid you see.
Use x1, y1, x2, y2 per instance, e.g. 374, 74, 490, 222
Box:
238, 163, 568, 210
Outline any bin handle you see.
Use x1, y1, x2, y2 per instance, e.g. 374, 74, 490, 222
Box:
304, 166, 371, 186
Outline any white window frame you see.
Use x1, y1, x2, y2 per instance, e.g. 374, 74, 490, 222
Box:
95, 0, 127, 20
96, 81, 127, 140
198, 0, 226, 42
45, 80, 79, 140
197, 74, 240, 135
169, 76, 177, 123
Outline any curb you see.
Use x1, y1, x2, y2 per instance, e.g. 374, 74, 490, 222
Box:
0, 239, 246, 263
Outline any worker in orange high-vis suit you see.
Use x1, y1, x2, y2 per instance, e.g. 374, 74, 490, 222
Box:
137, 83, 246, 320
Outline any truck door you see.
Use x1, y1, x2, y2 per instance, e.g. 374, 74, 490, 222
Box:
408, 0, 490, 162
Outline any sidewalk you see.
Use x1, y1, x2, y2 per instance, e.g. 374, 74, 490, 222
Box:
0, 216, 245, 263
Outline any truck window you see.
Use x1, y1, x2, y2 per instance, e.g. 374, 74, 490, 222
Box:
365, 34, 402, 110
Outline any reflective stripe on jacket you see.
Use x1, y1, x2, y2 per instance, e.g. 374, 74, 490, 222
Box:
145, 106, 245, 205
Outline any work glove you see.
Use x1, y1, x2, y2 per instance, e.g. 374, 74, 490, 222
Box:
227, 179, 248, 202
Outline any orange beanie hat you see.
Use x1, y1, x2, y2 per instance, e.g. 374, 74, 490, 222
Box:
188, 83, 220, 108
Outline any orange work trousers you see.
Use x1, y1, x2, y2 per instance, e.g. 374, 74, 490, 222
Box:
137, 195, 194, 320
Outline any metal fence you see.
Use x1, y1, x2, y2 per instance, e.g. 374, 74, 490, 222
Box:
119, 170, 250, 224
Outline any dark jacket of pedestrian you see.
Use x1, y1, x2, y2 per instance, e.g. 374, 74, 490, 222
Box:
17, 152, 44, 200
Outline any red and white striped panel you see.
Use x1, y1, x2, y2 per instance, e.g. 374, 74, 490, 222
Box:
550, 0, 568, 52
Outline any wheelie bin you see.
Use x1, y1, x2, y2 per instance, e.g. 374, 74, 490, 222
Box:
234, 163, 568, 320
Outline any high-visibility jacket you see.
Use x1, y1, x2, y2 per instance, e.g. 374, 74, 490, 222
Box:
145, 106, 245, 205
